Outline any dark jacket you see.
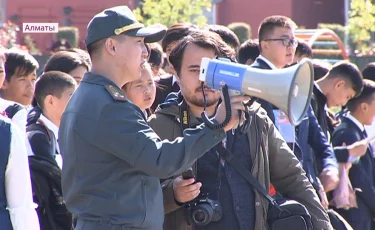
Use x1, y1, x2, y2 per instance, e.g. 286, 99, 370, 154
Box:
0, 118, 13, 230
332, 116, 375, 229
27, 120, 58, 164
295, 106, 337, 190
59, 72, 226, 230
151, 75, 180, 112
310, 84, 339, 139
148, 94, 332, 230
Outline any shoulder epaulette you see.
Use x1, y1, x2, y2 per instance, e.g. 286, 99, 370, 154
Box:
104, 85, 127, 101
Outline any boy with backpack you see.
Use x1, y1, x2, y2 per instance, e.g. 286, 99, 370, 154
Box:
27, 71, 77, 229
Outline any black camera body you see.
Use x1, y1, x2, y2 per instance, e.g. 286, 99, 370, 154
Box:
185, 193, 223, 226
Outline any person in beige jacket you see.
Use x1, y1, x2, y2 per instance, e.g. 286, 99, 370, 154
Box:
148, 29, 332, 230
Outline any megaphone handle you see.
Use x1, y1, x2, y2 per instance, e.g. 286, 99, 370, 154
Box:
201, 84, 232, 130
228, 89, 243, 130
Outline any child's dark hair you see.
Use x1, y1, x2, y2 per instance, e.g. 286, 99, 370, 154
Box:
34, 71, 76, 110
362, 62, 375, 81
4, 49, 39, 81
326, 61, 363, 97
346, 79, 375, 112
44, 51, 90, 74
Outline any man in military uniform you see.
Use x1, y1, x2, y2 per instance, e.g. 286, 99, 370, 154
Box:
58, 6, 249, 230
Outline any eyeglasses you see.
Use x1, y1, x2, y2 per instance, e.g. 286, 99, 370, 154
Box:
264, 38, 298, 47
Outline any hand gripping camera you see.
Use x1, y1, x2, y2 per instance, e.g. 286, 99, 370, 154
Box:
182, 168, 223, 226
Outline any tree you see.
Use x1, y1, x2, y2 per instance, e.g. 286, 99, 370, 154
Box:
227, 22, 251, 44
134, 0, 212, 28
347, 0, 375, 54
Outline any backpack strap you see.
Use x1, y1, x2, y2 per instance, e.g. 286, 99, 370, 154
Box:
27, 120, 57, 156
5, 104, 23, 119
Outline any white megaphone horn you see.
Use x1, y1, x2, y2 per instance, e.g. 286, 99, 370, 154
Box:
199, 57, 314, 126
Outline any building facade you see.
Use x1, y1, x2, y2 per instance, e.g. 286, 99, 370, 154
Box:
215, 0, 345, 38
2, 0, 345, 54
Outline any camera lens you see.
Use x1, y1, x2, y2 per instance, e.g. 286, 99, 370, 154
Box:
194, 210, 207, 223
191, 204, 213, 226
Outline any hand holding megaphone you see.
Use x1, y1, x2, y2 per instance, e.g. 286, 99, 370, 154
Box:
215, 94, 250, 132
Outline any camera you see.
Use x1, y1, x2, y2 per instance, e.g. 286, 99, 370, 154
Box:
185, 193, 223, 226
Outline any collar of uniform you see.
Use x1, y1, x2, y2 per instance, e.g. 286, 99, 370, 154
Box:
81, 72, 121, 88
345, 113, 365, 132
39, 114, 59, 140
172, 75, 178, 86
258, 55, 278, 70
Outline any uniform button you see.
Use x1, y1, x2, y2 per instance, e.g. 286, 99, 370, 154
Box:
235, 206, 240, 211
256, 202, 260, 206
227, 172, 231, 179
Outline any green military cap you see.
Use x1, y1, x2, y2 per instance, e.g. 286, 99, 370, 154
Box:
85, 5, 166, 47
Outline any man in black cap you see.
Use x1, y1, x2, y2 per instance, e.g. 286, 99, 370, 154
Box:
58, 5, 249, 230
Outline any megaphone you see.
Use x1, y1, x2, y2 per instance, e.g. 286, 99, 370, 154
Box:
199, 57, 314, 126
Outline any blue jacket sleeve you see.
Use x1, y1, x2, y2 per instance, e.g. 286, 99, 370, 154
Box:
307, 107, 337, 170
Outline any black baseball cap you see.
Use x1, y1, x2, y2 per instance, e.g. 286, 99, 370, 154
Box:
85, 6, 166, 47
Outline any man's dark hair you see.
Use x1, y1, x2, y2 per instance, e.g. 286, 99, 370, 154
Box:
169, 30, 235, 76
362, 62, 375, 81
237, 39, 260, 64
161, 23, 198, 52
148, 43, 163, 67
4, 49, 39, 81
258, 15, 297, 50
206, 24, 240, 51
295, 40, 313, 58
346, 79, 375, 112
44, 51, 90, 74
86, 35, 125, 58
35, 71, 76, 110
86, 39, 106, 57
326, 61, 363, 97
313, 60, 331, 81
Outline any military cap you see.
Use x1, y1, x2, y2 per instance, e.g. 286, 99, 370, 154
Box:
85, 5, 166, 47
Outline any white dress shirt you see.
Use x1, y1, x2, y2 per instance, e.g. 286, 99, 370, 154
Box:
172, 75, 178, 86
0, 98, 27, 131
38, 115, 62, 169
4, 117, 40, 230
257, 55, 278, 70
0, 99, 35, 156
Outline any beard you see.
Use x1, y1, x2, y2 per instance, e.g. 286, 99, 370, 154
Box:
184, 88, 221, 108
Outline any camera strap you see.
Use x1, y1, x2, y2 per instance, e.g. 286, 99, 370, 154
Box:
179, 99, 191, 130
179, 99, 226, 201
215, 144, 280, 208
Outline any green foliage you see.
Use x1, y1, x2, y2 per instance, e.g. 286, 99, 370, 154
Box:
347, 0, 375, 55
23, 35, 41, 55
57, 26, 79, 48
134, 0, 212, 28
227, 22, 251, 44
